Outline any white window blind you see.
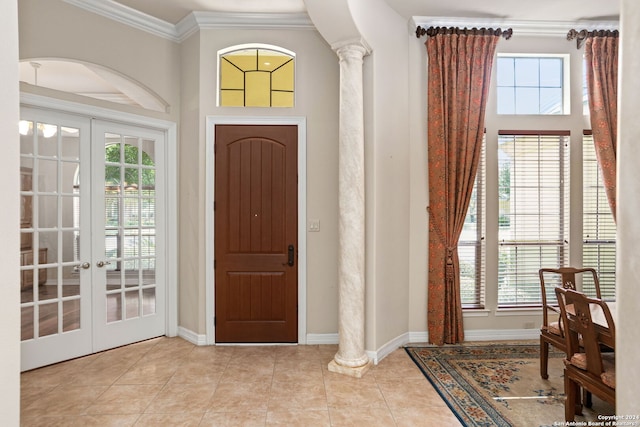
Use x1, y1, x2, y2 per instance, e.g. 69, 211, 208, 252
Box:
459, 135, 486, 308
582, 131, 616, 300
497, 131, 570, 306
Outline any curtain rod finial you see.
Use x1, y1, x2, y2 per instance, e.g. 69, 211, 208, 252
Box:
567, 29, 589, 49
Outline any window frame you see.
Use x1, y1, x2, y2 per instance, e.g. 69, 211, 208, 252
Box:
496, 53, 571, 115
217, 43, 296, 108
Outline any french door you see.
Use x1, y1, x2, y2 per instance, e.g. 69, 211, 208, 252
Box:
91, 121, 165, 352
20, 108, 166, 370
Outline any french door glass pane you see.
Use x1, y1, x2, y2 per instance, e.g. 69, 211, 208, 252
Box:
63, 299, 81, 332
39, 302, 58, 337
104, 133, 157, 324
21, 121, 83, 340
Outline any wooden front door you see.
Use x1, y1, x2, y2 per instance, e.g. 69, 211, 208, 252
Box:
215, 125, 298, 342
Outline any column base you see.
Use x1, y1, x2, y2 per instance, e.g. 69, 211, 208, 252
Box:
328, 358, 373, 378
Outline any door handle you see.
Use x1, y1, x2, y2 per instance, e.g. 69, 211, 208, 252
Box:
284, 244, 294, 267
96, 260, 112, 268
81, 262, 91, 269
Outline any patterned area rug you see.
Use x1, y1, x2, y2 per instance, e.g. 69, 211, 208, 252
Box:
405, 343, 614, 427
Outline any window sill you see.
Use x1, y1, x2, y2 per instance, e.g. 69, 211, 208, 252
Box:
495, 308, 542, 316
463, 309, 491, 318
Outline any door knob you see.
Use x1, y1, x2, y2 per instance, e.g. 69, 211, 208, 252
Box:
96, 260, 112, 268
81, 262, 91, 269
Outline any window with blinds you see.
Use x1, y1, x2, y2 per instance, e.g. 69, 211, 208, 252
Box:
497, 131, 570, 306
582, 131, 616, 300
459, 135, 486, 308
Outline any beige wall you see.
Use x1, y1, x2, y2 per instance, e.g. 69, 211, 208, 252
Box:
18, 0, 629, 355
349, 0, 412, 350
8, 0, 640, 414
16, 0, 343, 341
177, 33, 203, 334
408, 31, 430, 334
617, 0, 640, 414
18, 0, 181, 124
0, 0, 20, 423
178, 27, 341, 336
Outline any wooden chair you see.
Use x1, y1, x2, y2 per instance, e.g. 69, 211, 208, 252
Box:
555, 287, 615, 421
538, 267, 601, 379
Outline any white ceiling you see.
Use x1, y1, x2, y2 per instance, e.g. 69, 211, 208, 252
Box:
114, 0, 619, 24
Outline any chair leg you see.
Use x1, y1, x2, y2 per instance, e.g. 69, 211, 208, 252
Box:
540, 338, 549, 379
564, 374, 581, 421
583, 389, 592, 408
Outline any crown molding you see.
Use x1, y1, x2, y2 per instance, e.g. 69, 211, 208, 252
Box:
63, 0, 180, 42
176, 11, 315, 42
410, 16, 619, 38
63, 1, 315, 43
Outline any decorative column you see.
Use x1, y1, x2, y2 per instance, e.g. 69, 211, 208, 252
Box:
328, 41, 372, 378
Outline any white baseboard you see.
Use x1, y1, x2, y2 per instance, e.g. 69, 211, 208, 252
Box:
176, 328, 538, 355
177, 326, 207, 346
406, 328, 539, 343
306, 333, 339, 345
367, 332, 411, 365
178, 329, 337, 346
463, 328, 540, 341
408, 331, 429, 343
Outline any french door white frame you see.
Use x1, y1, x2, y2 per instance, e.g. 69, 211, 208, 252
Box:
91, 120, 167, 352
205, 116, 308, 345
19, 107, 93, 370
20, 92, 179, 340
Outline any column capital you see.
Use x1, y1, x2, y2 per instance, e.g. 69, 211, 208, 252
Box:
332, 38, 371, 59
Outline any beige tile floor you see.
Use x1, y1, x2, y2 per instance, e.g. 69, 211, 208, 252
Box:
20, 337, 462, 426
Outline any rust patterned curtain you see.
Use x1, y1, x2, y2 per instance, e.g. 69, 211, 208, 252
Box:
425, 28, 501, 345
585, 31, 619, 222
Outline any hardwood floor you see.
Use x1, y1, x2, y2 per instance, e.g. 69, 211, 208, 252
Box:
21, 284, 155, 341
21, 285, 80, 341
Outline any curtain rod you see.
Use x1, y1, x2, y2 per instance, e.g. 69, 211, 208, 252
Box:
415, 26, 513, 39
566, 29, 619, 49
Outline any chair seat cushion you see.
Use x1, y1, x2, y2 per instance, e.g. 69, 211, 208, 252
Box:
547, 321, 562, 336
601, 368, 616, 388
569, 352, 615, 389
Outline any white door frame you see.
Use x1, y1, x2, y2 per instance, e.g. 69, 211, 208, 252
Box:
20, 92, 179, 339
205, 116, 307, 345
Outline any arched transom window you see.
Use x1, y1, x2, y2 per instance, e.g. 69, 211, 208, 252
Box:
219, 44, 295, 107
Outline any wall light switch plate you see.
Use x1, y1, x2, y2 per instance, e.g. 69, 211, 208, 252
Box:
308, 219, 320, 232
